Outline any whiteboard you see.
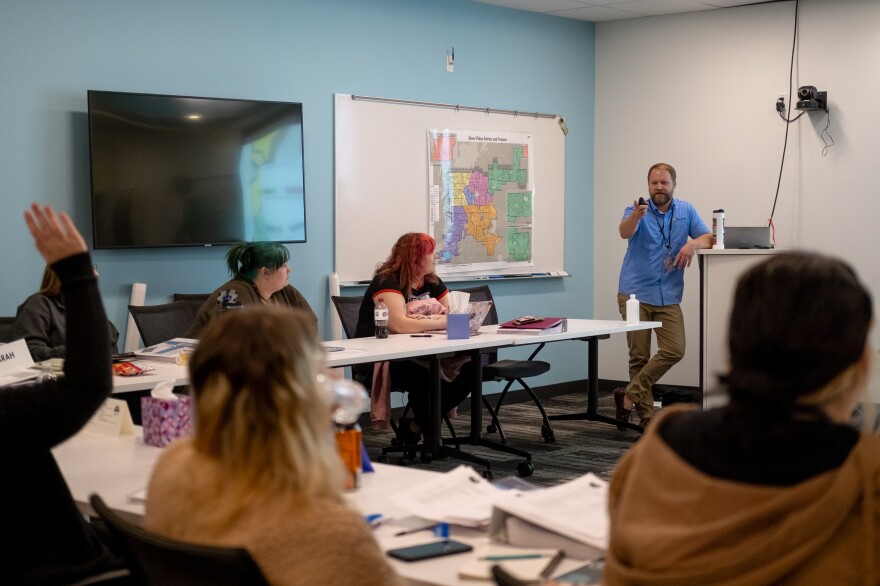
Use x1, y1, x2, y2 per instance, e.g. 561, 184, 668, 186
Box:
334, 94, 566, 284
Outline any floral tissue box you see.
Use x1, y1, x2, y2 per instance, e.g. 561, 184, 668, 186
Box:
141, 395, 192, 447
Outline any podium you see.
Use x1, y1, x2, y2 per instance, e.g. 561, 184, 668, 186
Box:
698, 249, 782, 408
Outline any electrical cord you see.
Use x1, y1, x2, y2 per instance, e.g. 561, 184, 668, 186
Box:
821, 109, 835, 156
768, 0, 799, 234
777, 109, 805, 123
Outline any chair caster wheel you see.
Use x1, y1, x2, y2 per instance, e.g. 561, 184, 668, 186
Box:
482, 469, 494, 480
544, 434, 556, 443
541, 423, 555, 443
420, 452, 433, 464
516, 461, 535, 477
486, 424, 497, 434
390, 438, 401, 446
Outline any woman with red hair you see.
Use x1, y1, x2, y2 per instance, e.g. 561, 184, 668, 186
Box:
354, 233, 472, 442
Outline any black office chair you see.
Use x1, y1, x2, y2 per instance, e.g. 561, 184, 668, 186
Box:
0, 316, 16, 344
128, 301, 201, 347
456, 286, 556, 443
90, 494, 268, 586
172, 293, 211, 303
330, 294, 460, 461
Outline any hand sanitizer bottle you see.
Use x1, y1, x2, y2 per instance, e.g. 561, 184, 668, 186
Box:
626, 294, 640, 324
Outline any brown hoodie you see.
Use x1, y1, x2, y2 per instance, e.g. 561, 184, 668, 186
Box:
605, 407, 880, 585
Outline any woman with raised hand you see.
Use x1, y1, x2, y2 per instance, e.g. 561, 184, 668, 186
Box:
185, 241, 316, 337
605, 252, 880, 584
3, 204, 121, 583
146, 307, 400, 585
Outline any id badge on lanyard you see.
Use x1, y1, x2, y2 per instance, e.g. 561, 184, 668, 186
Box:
654, 204, 675, 273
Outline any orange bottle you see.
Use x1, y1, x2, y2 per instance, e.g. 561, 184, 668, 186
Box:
335, 423, 363, 490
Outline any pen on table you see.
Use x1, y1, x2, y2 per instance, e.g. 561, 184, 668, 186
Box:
410, 334, 432, 337
540, 551, 566, 579
480, 553, 554, 561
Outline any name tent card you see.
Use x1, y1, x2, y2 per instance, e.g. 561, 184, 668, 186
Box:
85, 398, 135, 437
0, 339, 38, 386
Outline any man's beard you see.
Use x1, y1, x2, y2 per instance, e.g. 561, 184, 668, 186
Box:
650, 190, 673, 207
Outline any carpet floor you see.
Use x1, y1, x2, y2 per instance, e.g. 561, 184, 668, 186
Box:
361, 389, 646, 487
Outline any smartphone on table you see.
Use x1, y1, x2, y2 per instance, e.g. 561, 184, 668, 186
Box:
387, 540, 473, 562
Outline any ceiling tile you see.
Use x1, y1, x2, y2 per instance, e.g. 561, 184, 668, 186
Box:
466, 0, 770, 22
549, 4, 646, 21
698, 0, 766, 6
613, 0, 715, 16
470, 0, 592, 12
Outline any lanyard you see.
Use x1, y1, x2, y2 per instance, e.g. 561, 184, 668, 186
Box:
651, 202, 675, 253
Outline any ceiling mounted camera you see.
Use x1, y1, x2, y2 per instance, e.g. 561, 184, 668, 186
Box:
796, 85, 827, 111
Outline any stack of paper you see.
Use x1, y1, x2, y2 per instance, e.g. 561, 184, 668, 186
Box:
489, 472, 608, 559
134, 338, 198, 363
390, 465, 515, 527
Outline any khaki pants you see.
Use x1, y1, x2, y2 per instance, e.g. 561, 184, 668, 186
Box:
616, 294, 685, 418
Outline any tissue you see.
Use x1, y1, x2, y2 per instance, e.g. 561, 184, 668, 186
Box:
447, 291, 470, 314
141, 381, 191, 447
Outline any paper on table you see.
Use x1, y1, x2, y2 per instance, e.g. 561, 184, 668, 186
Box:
390, 465, 515, 527
493, 472, 609, 548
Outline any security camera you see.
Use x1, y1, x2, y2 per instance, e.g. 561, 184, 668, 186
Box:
796, 85, 827, 111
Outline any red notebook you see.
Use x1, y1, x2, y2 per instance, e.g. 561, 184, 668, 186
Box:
498, 317, 566, 332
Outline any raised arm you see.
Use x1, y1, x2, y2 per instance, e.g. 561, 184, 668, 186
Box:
0, 204, 112, 449
619, 199, 648, 239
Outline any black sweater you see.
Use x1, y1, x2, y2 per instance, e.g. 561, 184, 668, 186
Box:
1, 253, 117, 583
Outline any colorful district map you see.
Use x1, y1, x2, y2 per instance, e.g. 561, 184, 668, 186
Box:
428, 130, 534, 271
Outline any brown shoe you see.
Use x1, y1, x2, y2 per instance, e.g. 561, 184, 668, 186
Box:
613, 387, 632, 430
639, 417, 652, 428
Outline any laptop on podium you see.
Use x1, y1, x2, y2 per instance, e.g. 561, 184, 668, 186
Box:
724, 226, 772, 249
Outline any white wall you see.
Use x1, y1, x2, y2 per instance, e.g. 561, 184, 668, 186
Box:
594, 0, 880, 386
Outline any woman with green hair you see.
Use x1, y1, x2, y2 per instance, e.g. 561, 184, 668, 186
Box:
185, 242, 316, 337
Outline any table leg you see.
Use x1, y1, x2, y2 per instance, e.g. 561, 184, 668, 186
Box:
426, 354, 442, 454
548, 335, 644, 433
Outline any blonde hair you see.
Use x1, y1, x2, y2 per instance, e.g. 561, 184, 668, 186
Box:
188, 307, 344, 527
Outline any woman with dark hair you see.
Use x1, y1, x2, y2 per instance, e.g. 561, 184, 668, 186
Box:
13, 264, 119, 361
146, 307, 400, 585
185, 241, 316, 337
605, 252, 879, 584
354, 232, 473, 441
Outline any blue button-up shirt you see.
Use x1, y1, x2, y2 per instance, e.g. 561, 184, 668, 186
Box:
618, 198, 709, 306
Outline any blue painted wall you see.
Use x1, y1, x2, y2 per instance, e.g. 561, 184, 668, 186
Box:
1, 0, 595, 386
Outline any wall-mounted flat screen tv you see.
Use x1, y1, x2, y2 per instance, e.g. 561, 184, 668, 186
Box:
88, 90, 307, 248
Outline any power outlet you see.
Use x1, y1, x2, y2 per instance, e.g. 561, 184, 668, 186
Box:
776, 94, 786, 113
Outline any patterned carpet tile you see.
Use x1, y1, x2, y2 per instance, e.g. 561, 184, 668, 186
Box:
362, 391, 643, 487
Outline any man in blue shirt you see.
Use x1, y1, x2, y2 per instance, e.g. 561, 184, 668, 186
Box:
615, 163, 712, 428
